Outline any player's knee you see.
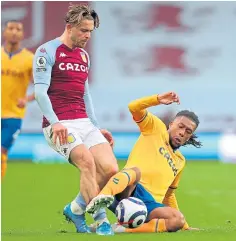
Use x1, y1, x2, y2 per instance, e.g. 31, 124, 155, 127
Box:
168, 211, 185, 232
103, 162, 119, 179
90, 143, 119, 179
173, 213, 185, 231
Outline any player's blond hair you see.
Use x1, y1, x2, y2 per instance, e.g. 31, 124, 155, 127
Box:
64, 3, 100, 28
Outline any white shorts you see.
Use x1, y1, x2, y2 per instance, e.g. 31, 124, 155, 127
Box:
43, 118, 108, 160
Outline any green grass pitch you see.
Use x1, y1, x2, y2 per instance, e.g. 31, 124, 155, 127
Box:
2, 161, 236, 241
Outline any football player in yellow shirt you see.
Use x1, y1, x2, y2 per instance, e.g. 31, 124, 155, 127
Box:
1, 20, 35, 179
86, 91, 202, 233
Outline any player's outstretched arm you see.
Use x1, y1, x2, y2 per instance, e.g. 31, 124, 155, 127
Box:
128, 92, 180, 122
128, 95, 159, 122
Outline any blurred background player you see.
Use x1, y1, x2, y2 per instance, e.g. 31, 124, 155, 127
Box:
33, 4, 118, 235
87, 92, 202, 233
1, 20, 35, 179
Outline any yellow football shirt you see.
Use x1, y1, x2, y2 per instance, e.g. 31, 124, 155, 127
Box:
125, 95, 186, 203
1, 47, 34, 119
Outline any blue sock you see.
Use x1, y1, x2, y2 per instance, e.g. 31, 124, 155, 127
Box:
70, 192, 86, 215
75, 192, 86, 210
93, 208, 107, 222
74, 192, 107, 222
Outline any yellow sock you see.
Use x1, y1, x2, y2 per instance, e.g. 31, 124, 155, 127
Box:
157, 219, 167, 232
126, 219, 157, 233
1, 153, 8, 179
100, 169, 137, 196
182, 221, 189, 230
126, 219, 167, 233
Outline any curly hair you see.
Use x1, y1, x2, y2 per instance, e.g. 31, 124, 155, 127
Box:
64, 3, 100, 28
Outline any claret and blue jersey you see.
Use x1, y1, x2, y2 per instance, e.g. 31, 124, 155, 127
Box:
33, 38, 98, 128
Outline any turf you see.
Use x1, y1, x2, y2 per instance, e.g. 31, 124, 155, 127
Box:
2, 161, 236, 241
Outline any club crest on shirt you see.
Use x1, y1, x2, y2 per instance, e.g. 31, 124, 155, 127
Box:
80, 52, 87, 63
68, 133, 76, 144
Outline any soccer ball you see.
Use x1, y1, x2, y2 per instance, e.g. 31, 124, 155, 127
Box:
115, 197, 147, 229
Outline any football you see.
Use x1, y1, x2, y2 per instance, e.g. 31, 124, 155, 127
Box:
115, 197, 148, 229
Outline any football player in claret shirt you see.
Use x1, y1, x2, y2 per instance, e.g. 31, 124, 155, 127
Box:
33, 4, 118, 236
87, 91, 202, 233
1, 20, 35, 179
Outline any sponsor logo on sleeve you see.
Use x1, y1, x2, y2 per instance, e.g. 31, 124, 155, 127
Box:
36, 56, 47, 72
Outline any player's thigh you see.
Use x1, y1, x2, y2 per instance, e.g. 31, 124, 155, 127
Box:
43, 124, 96, 171
43, 124, 83, 162
69, 144, 96, 171
86, 129, 119, 180
1, 118, 22, 151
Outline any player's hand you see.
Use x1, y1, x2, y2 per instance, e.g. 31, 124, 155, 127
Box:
52, 122, 68, 146
158, 92, 180, 105
17, 98, 27, 108
100, 129, 114, 148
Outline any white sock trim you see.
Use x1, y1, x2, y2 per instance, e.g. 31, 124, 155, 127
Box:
70, 200, 85, 215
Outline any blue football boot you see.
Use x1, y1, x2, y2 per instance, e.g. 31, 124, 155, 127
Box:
63, 204, 90, 233
96, 220, 114, 236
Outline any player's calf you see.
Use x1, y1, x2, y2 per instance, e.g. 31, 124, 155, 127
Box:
70, 144, 99, 204
116, 213, 185, 233
86, 168, 141, 215
90, 142, 119, 189
97, 167, 141, 197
